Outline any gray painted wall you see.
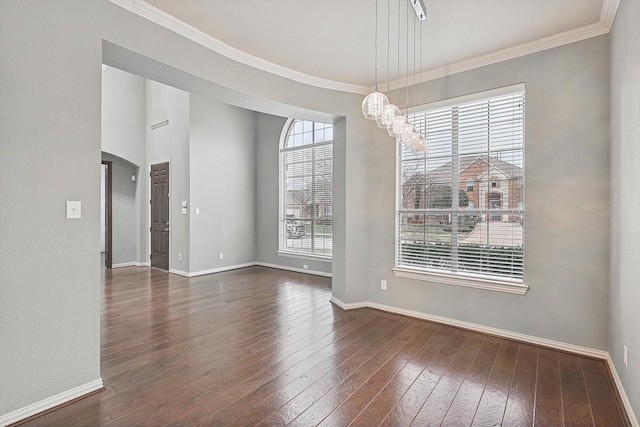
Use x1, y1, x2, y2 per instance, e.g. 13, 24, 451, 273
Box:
358, 36, 611, 351
331, 117, 348, 302
101, 164, 106, 252
1, 0, 632, 420
255, 113, 333, 275
189, 95, 257, 272
610, 0, 640, 416
146, 81, 191, 273
0, 1, 102, 415
101, 66, 147, 265
101, 153, 139, 266
100, 10, 359, 307
102, 66, 146, 168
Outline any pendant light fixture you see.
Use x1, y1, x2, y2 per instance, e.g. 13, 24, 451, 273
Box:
377, 0, 401, 129
388, 0, 406, 138
412, 15, 427, 152
362, 0, 389, 120
400, 0, 416, 144
364, 0, 428, 147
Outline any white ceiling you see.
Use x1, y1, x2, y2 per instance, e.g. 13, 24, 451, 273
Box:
132, 0, 613, 92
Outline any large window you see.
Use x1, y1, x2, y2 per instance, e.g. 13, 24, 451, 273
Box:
395, 85, 525, 293
280, 119, 333, 258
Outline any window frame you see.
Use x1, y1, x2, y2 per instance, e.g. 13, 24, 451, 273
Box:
278, 118, 333, 261
393, 84, 527, 295
466, 178, 474, 192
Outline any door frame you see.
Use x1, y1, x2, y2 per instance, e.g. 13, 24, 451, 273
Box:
488, 192, 502, 222
102, 160, 113, 269
148, 159, 171, 270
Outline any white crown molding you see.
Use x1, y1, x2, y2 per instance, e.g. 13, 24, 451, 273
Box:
600, 0, 621, 31
109, 0, 618, 96
0, 379, 104, 427
383, 21, 611, 93
107, 0, 370, 95
381, 0, 619, 93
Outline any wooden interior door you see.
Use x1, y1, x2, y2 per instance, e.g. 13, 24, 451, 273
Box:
151, 162, 169, 270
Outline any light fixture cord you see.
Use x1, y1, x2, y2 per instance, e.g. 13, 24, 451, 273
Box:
387, 0, 391, 99
419, 18, 424, 136
406, 0, 409, 115
375, 0, 379, 91
413, 3, 416, 107
397, 0, 401, 109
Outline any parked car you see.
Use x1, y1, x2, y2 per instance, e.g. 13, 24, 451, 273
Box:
287, 220, 305, 238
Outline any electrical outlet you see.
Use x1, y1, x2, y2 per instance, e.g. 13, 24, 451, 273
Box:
178, 252, 182, 262
219, 252, 224, 260
303, 265, 309, 270
381, 280, 387, 290
624, 346, 628, 368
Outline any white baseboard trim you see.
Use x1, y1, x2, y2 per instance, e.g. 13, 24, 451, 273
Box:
330, 296, 639, 425
329, 296, 367, 310
605, 354, 639, 427
168, 263, 258, 278
168, 268, 190, 277
143, 262, 331, 278
111, 261, 138, 268
108, 262, 149, 269
330, 296, 607, 359
255, 262, 332, 278
0, 378, 104, 427
187, 263, 257, 278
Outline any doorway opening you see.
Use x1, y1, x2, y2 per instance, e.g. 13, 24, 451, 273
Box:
489, 192, 502, 222
102, 161, 113, 268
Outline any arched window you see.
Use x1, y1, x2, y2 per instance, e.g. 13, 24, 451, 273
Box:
280, 119, 333, 257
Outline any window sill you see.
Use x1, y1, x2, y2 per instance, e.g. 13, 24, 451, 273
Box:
392, 267, 528, 295
277, 251, 332, 263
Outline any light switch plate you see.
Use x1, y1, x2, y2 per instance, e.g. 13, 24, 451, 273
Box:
66, 201, 81, 219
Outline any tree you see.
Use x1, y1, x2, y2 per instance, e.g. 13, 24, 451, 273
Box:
427, 185, 469, 208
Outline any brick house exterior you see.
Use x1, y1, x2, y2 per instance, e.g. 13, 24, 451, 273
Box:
286, 189, 332, 221
403, 156, 523, 223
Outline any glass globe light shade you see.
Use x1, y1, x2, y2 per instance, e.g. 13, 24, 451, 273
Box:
412, 137, 427, 153
376, 104, 400, 129
389, 115, 408, 136
361, 92, 389, 120
406, 131, 420, 147
400, 122, 415, 142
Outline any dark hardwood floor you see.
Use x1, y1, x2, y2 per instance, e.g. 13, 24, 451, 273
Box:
17, 266, 629, 426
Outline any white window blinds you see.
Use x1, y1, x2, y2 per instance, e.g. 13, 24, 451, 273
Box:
281, 120, 333, 257
397, 87, 525, 283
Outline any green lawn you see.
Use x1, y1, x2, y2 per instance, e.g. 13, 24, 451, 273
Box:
400, 223, 473, 242
304, 223, 332, 235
